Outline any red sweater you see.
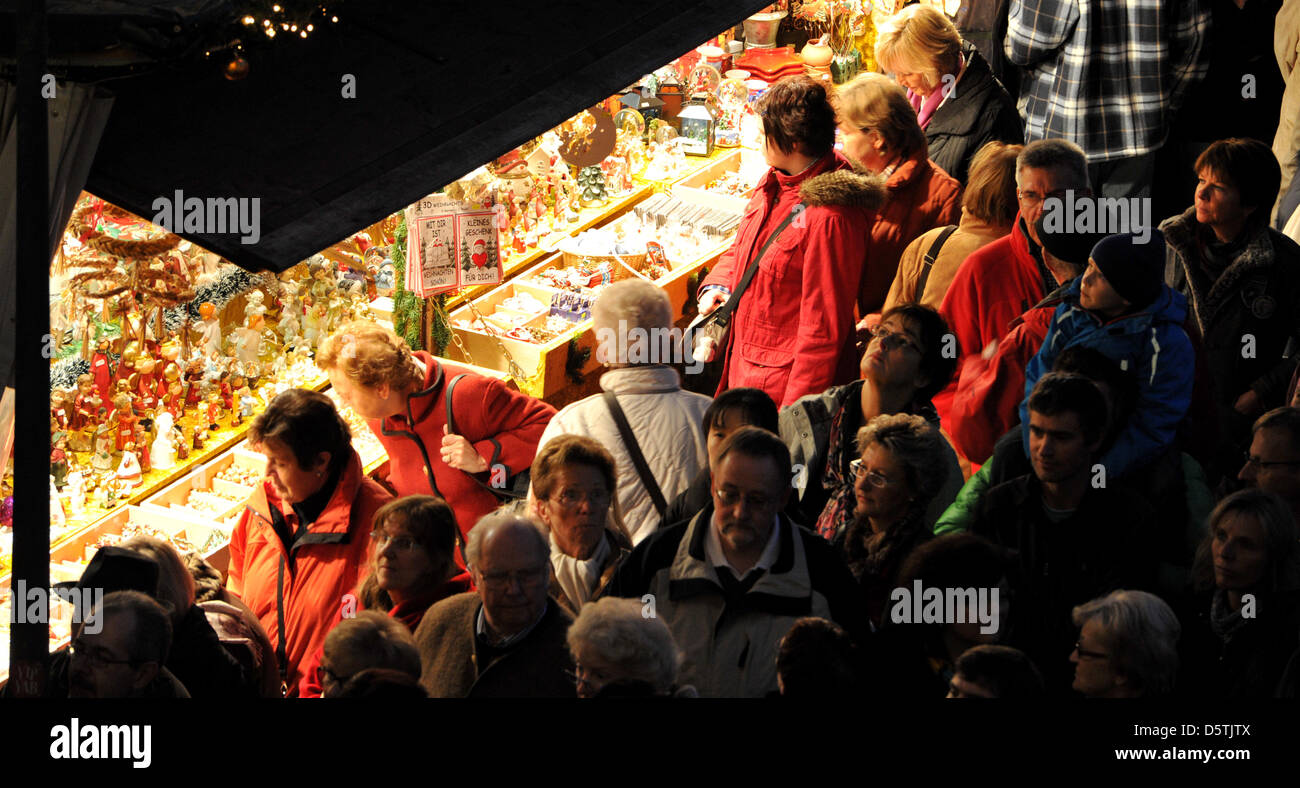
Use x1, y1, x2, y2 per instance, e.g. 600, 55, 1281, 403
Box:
370, 352, 555, 537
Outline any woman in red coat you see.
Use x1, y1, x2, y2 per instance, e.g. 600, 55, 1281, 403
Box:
318, 320, 556, 537
697, 75, 886, 408
836, 72, 962, 316
297, 495, 473, 696
227, 388, 392, 696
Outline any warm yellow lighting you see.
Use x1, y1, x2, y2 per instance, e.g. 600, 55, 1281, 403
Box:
273, 4, 282, 11
300, 31, 308, 38
241, 15, 254, 25
306, 24, 313, 31
331, 16, 338, 22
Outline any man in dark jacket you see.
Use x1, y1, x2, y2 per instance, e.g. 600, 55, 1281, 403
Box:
1162, 138, 1300, 480
414, 512, 574, 698
970, 374, 1156, 693
611, 428, 866, 697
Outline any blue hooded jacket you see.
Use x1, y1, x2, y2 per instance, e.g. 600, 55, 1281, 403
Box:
1020, 278, 1195, 480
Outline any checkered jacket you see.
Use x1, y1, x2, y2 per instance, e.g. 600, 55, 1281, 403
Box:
1005, 0, 1210, 162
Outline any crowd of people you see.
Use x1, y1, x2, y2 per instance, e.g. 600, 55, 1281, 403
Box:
51, 0, 1300, 699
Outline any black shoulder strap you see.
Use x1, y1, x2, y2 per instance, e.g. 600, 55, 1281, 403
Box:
446, 373, 518, 499
714, 203, 804, 323
602, 391, 667, 517
445, 373, 467, 434
914, 225, 958, 302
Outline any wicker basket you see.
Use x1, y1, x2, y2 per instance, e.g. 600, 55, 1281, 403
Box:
557, 239, 648, 282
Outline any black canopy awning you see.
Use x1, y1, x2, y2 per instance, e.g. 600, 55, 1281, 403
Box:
23, 0, 769, 272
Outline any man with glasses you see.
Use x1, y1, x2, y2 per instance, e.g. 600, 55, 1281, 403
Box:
69, 591, 190, 699
939, 139, 1092, 429
1239, 407, 1300, 523
610, 427, 865, 697
413, 512, 574, 697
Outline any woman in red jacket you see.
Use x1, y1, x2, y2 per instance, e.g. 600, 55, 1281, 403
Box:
227, 388, 393, 696
836, 72, 962, 316
298, 494, 473, 696
697, 75, 886, 408
319, 320, 555, 536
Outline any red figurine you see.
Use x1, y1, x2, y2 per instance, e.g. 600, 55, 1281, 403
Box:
90, 338, 114, 401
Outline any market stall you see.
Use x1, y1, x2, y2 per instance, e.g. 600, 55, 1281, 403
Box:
5, 2, 887, 685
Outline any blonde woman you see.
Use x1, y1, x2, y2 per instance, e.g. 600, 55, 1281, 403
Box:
875, 3, 1022, 186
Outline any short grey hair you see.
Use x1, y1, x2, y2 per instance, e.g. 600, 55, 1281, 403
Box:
1072, 590, 1181, 696
1016, 138, 1090, 191
567, 597, 682, 694
856, 413, 950, 511
323, 610, 421, 680
464, 510, 549, 571
592, 279, 672, 338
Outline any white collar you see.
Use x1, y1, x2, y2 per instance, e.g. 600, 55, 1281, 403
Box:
704, 513, 782, 582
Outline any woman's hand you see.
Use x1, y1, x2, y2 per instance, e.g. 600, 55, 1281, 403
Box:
698, 290, 728, 317
441, 425, 488, 473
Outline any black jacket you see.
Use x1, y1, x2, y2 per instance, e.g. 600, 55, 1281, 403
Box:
969, 473, 1157, 692
167, 604, 252, 699
1162, 209, 1300, 472
1177, 588, 1300, 698
924, 41, 1024, 185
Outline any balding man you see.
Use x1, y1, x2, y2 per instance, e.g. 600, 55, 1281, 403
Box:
413, 511, 574, 697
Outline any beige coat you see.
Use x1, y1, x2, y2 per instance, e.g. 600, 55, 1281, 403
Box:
1274, 0, 1300, 218
881, 209, 1011, 313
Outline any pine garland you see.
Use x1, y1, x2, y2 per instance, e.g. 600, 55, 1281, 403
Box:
391, 217, 450, 354
162, 264, 259, 332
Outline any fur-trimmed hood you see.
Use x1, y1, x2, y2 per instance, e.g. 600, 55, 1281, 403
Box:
799, 168, 887, 211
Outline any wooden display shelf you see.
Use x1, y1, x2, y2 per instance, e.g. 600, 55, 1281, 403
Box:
439, 236, 730, 402
444, 183, 654, 310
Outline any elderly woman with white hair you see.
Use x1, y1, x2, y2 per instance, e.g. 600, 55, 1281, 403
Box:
1070, 590, 1181, 698
567, 596, 695, 697
533, 279, 711, 543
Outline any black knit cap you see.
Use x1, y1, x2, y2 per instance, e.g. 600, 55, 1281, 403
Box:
1088, 231, 1167, 309
1033, 215, 1108, 269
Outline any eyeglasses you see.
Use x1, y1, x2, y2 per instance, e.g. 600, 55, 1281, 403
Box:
69, 638, 140, 669
714, 486, 775, 510
317, 663, 348, 686
371, 531, 419, 552
566, 663, 613, 691
1016, 188, 1069, 207
849, 459, 895, 488
552, 487, 611, 509
1073, 641, 1109, 661
479, 564, 548, 591
869, 325, 922, 354
1242, 452, 1300, 470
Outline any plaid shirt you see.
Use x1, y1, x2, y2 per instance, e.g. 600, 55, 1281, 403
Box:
1006, 0, 1210, 162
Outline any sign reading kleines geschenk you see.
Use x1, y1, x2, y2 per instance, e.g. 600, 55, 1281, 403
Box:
405, 194, 501, 296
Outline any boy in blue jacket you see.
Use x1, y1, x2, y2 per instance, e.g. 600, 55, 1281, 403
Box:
1021, 231, 1195, 480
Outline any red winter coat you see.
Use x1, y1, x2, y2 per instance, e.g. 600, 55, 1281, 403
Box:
370, 351, 555, 537
701, 152, 885, 408
939, 214, 1051, 366
861, 152, 962, 314
227, 448, 391, 697
949, 287, 1061, 462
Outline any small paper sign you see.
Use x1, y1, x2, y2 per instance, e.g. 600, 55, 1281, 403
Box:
406, 196, 502, 295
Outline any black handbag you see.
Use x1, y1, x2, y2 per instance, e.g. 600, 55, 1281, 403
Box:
681, 203, 804, 395
445, 373, 529, 499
